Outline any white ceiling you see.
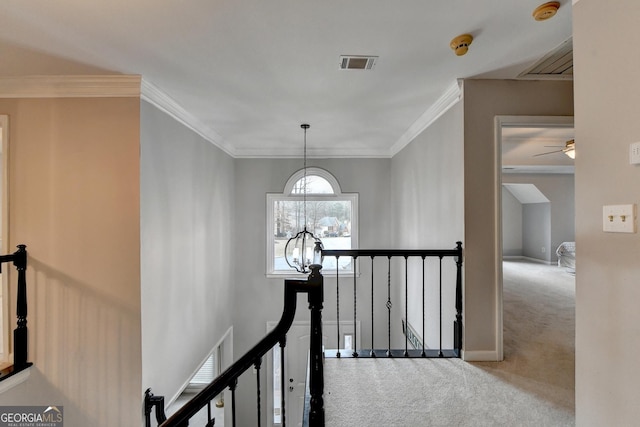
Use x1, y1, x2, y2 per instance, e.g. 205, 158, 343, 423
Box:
502, 125, 575, 173
0, 0, 573, 158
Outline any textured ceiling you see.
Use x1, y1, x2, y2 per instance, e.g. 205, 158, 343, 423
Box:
0, 0, 573, 157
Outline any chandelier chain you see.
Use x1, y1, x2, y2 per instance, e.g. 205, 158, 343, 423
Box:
302, 124, 309, 227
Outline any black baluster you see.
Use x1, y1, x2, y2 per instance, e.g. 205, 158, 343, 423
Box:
386, 256, 392, 358
308, 265, 325, 426
230, 379, 237, 427
336, 256, 340, 358
255, 358, 262, 427
421, 256, 426, 358
454, 241, 463, 356
404, 256, 409, 357
352, 256, 358, 357
438, 256, 443, 358
370, 256, 375, 358
13, 245, 28, 369
206, 401, 215, 427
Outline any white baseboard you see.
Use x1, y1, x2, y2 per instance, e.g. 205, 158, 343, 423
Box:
503, 255, 554, 265
461, 350, 502, 362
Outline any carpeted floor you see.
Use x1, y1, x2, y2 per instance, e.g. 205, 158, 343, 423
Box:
324, 260, 575, 426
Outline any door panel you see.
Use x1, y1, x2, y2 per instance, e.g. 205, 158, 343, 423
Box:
267, 321, 360, 427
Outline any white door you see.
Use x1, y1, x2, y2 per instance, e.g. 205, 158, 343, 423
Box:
267, 321, 360, 427
286, 326, 315, 427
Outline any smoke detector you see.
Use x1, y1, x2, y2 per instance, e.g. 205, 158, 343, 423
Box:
533, 2, 560, 21
339, 55, 378, 70
450, 34, 473, 56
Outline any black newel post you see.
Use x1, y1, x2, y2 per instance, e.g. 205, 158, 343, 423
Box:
453, 241, 463, 355
13, 245, 28, 369
307, 264, 325, 427
144, 388, 167, 427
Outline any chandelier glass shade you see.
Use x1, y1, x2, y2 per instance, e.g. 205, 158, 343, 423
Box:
285, 231, 323, 273
284, 124, 324, 273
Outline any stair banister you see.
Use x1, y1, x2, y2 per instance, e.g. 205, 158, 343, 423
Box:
158, 264, 324, 427
0, 244, 31, 379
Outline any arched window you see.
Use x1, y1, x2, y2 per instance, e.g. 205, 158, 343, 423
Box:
267, 168, 358, 276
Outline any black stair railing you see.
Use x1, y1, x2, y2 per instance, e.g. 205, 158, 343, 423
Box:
321, 241, 463, 358
0, 244, 31, 381
149, 264, 325, 427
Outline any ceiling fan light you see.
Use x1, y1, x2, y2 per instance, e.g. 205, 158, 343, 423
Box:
564, 139, 575, 159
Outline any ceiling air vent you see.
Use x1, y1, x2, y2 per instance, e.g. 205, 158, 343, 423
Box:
339, 55, 378, 70
518, 38, 573, 80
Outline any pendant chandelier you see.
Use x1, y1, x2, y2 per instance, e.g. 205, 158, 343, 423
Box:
284, 124, 323, 273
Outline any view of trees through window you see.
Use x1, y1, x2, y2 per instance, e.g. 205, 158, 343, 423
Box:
274, 200, 351, 239
269, 174, 356, 273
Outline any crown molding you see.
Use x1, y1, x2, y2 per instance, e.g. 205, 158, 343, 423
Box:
140, 79, 236, 157
0, 75, 142, 98
234, 146, 390, 159
390, 79, 463, 157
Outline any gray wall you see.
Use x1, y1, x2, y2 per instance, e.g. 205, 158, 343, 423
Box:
501, 186, 523, 257
502, 174, 575, 262
522, 203, 551, 261
233, 157, 391, 426
574, 1, 640, 424
463, 79, 574, 359
390, 101, 464, 350
140, 101, 236, 404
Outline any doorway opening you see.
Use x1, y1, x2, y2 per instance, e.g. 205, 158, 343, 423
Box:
495, 115, 575, 359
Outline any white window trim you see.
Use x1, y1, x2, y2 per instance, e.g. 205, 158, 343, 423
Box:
266, 168, 358, 278
282, 167, 342, 195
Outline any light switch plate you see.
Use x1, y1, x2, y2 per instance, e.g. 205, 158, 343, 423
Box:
631, 142, 640, 165
603, 204, 637, 233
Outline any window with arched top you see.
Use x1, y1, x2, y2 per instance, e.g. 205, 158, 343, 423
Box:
267, 167, 358, 276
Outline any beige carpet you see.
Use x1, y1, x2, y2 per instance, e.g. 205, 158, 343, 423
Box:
324, 260, 575, 426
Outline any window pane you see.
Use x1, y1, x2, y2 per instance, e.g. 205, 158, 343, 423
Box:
272, 199, 353, 272
272, 345, 281, 424
291, 175, 334, 194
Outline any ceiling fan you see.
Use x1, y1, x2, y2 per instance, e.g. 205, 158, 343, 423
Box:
534, 139, 575, 159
